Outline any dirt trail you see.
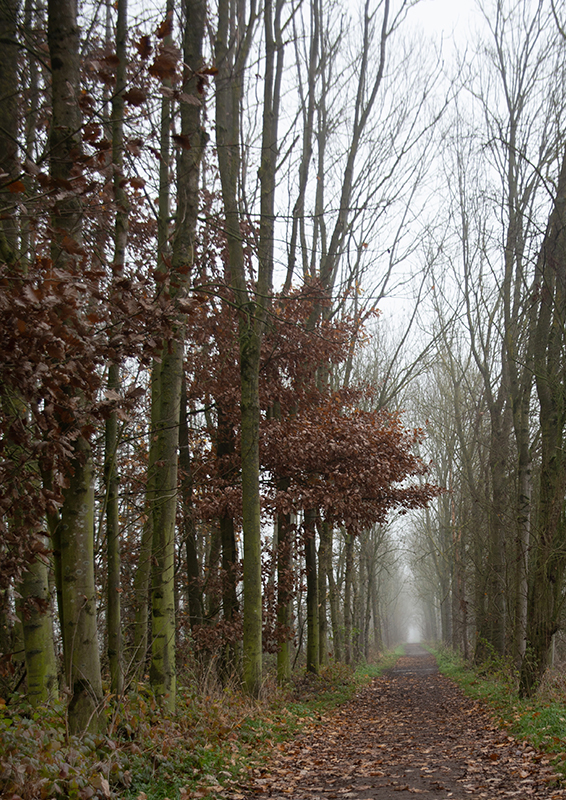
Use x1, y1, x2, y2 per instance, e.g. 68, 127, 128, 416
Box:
237, 645, 566, 800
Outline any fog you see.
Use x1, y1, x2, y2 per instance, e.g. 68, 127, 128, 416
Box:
406, 625, 422, 644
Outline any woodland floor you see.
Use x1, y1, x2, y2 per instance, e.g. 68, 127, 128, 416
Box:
234, 645, 566, 800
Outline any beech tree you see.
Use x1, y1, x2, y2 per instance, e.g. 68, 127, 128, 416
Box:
148, 0, 207, 711
47, 0, 104, 734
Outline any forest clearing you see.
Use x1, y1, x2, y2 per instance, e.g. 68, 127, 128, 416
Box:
3, 0, 566, 796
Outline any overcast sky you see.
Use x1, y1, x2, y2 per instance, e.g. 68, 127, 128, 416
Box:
409, 0, 479, 48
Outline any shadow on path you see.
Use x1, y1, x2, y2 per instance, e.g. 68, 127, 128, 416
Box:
236, 645, 565, 800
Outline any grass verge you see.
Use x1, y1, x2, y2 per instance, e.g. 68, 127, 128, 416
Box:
430, 644, 566, 778
0, 648, 401, 800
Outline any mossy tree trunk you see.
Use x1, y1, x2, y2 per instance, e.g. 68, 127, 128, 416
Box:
48, 0, 103, 734
59, 439, 103, 733
19, 544, 58, 706
215, 0, 283, 695
132, 0, 174, 685
149, 0, 206, 710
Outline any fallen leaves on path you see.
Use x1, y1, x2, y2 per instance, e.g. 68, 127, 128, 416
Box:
231, 647, 566, 799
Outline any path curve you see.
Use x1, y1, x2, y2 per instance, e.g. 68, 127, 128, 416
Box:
237, 646, 566, 799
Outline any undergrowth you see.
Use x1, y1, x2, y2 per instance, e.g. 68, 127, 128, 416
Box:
431, 644, 566, 778
0, 649, 400, 800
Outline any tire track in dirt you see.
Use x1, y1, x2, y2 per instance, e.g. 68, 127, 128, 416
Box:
235, 645, 566, 800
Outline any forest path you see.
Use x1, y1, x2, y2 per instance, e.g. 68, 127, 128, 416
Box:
235, 645, 566, 800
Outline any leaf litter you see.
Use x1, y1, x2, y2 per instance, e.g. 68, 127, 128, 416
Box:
232, 645, 566, 800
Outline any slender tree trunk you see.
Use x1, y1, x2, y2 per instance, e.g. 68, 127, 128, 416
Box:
371, 581, 382, 655
344, 532, 353, 665
216, 406, 239, 675
179, 378, 203, 628
60, 439, 103, 733
304, 510, 319, 673
149, 0, 206, 711
105, 369, 122, 695
317, 519, 331, 666
0, 0, 18, 262
205, 524, 222, 621
150, 342, 181, 708
104, 0, 129, 698
487, 400, 509, 656
353, 564, 362, 662
363, 550, 372, 659
215, 0, 283, 695
327, 549, 342, 662
48, 0, 103, 734
132, 469, 155, 678
276, 504, 293, 683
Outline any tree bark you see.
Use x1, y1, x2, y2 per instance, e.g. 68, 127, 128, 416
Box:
214, 0, 285, 695
327, 548, 342, 662
104, 0, 129, 698
60, 439, 103, 733
19, 543, 58, 706
304, 509, 319, 673
149, 0, 206, 711
276, 504, 293, 683
317, 519, 331, 665
217, 405, 239, 674
344, 531, 353, 665
179, 378, 203, 629
0, 0, 19, 261
48, 0, 103, 734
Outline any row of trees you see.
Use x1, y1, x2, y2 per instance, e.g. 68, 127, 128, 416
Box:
408, 0, 566, 696
0, 0, 442, 733
4, 0, 566, 738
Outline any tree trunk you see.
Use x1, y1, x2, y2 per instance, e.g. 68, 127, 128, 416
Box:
48, 0, 103, 734
60, 439, 103, 733
304, 510, 319, 673
105, 364, 122, 695
19, 544, 58, 706
371, 580, 382, 655
327, 549, 342, 662
486, 399, 509, 656
104, 0, 129, 699
276, 505, 293, 683
216, 406, 240, 675
149, 342, 181, 709
179, 378, 203, 629
344, 532, 353, 665
214, 0, 283, 696
0, 0, 18, 261
149, 0, 206, 711
317, 520, 332, 665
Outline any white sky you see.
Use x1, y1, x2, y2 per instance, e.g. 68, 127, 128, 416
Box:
409, 0, 477, 45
